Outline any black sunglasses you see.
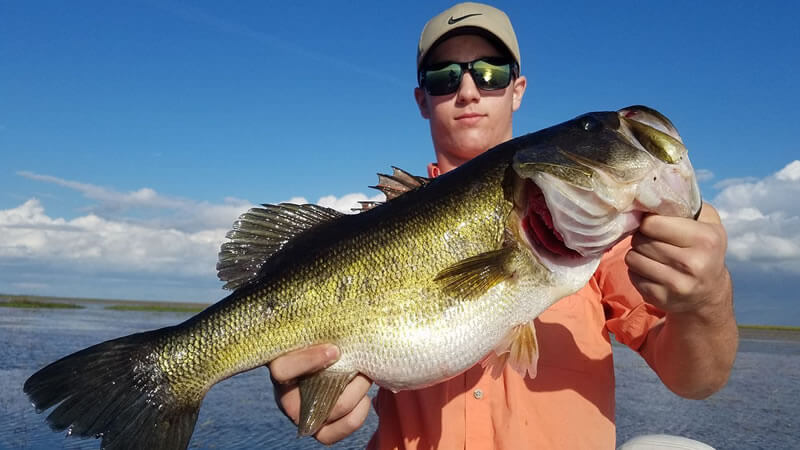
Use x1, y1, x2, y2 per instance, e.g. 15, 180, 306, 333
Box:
419, 57, 518, 96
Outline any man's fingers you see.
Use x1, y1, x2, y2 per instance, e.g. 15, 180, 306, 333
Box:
626, 248, 692, 295
268, 344, 372, 446
638, 203, 724, 249
626, 247, 673, 282
270, 350, 372, 441
630, 233, 703, 276
696, 202, 722, 225
274, 383, 301, 424
274, 375, 372, 445
277, 374, 372, 425
314, 395, 372, 446
630, 233, 678, 265
628, 246, 708, 306
327, 374, 372, 422
268, 344, 340, 384
627, 271, 668, 308
638, 215, 696, 248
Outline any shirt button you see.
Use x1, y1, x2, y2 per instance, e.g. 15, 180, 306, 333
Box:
473, 389, 483, 399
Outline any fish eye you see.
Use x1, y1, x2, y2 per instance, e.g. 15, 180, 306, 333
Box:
580, 116, 601, 132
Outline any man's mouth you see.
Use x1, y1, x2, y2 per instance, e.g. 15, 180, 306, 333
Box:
522, 181, 582, 258
455, 113, 486, 124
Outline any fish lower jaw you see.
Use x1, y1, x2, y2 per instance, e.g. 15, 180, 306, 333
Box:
553, 209, 644, 259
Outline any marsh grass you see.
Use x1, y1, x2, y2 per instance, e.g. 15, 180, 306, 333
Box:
0, 298, 83, 309
739, 324, 800, 332
739, 324, 800, 341
0, 293, 208, 313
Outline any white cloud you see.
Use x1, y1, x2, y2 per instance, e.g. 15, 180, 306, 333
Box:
695, 168, 714, 182
18, 171, 187, 210
1, 173, 388, 301
0, 199, 225, 277
281, 193, 385, 213
776, 160, 800, 181
317, 193, 385, 213
17, 171, 254, 232
713, 176, 759, 190
714, 160, 800, 273
284, 196, 309, 205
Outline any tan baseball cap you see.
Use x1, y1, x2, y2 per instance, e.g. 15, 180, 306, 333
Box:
417, 2, 521, 71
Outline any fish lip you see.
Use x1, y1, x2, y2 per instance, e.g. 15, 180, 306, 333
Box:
617, 108, 687, 165
618, 105, 680, 140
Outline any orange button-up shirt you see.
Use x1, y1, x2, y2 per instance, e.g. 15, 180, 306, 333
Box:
366, 163, 664, 450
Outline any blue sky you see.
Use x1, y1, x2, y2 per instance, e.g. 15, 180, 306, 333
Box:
1, 1, 799, 325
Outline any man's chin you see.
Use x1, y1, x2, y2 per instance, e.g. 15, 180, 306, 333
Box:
451, 144, 487, 162
452, 134, 493, 156
432, 128, 503, 163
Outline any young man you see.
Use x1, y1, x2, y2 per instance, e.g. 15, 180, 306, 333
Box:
269, 3, 737, 448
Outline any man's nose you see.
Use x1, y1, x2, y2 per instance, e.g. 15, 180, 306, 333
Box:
455, 71, 480, 104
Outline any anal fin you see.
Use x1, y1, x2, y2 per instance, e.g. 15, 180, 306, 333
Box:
297, 369, 357, 436
481, 320, 540, 379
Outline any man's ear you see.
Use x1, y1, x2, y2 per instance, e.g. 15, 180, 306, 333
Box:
414, 87, 430, 119
511, 75, 527, 112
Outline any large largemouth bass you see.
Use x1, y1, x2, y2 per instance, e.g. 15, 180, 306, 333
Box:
24, 106, 701, 449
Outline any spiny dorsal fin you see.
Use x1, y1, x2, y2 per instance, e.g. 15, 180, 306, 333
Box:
433, 246, 516, 299
370, 166, 430, 200
351, 201, 382, 212
355, 167, 430, 212
481, 320, 540, 379
217, 203, 343, 290
297, 370, 357, 436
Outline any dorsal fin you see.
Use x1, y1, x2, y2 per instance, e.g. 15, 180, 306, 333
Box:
371, 166, 430, 200
216, 203, 343, 290
351, 200, 382, 212
355, 167, 430, 212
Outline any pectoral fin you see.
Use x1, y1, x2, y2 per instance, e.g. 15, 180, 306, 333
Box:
297, 369, 357, 436
481, 320, 540, 379
434, 246, 516, 299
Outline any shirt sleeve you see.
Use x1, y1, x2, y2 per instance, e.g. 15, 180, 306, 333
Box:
596, 236, 665, 352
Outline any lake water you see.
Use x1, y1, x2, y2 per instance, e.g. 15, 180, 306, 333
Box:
1, 305, 797, 449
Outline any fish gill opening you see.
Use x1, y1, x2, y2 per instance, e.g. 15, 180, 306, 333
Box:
522, 180, 582, 259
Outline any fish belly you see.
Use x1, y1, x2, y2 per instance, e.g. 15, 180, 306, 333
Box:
332, 284, 521, 392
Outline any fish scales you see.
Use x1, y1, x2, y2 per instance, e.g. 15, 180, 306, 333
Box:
155, 156, 521, 394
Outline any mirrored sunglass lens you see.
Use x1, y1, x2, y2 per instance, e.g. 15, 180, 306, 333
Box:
471, 60, 511, 90
425, 63, 462, 95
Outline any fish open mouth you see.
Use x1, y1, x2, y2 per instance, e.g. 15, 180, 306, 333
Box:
521, 180, 582, 259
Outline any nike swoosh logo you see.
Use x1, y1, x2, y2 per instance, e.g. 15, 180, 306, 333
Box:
448, 13, 482, 25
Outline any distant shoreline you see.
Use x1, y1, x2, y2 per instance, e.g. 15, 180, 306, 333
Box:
738, 324, 800, 341
2, 293, 799, 341
0, 293, 210, 311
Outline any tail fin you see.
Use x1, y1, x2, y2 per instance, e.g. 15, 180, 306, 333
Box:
23, 330, 201, 450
